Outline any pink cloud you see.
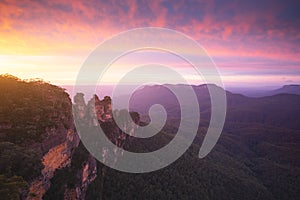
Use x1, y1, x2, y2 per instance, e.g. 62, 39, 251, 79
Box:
0, 0, 299, 85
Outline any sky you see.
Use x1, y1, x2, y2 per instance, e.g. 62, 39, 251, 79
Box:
0, 0, 300, 88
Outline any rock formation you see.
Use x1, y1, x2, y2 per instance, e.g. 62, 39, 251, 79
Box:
26, 123, 80, 200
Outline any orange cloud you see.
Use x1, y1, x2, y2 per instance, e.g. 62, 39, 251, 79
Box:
0, 0, 299, 85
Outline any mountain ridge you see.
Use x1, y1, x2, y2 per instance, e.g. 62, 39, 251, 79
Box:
1, 75, 299, 200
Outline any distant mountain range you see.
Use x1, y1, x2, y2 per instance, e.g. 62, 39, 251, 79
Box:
128, 84, 300, 130
113, 83, 300, 200
228, 84, 300, 97
269, 85, 300, 95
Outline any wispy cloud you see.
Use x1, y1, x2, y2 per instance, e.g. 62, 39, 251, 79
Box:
0, 0, 299, 86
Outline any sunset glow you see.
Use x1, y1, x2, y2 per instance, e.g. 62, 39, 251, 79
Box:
1, 0, 299, 87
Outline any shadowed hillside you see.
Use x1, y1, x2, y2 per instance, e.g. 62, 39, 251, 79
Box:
0, 74, 79, 200
129, 84, 300, 130
0, 76, 299, 200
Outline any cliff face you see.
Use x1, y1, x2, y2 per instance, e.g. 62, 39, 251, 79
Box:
24, 96, 80, 200
30, 93, 114, 200
26, 93, 112, 200
68, 94, 112, 200
75, 154, 97, 200
0, 75, 81, 200
0, 75, 139, 200
61, 93, 140, 200
60, 153, 97, 200
26, 127, 80, 200
73, 93, 140, 156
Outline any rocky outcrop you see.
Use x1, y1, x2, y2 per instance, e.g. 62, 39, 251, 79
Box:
71, 93, 140, 199
75, 154, 97, 200
26, 127, 79, 200
0, 75, 88, 200
25, 92, 140, 200
42, 128, 80, 188
74, 94, 113, 126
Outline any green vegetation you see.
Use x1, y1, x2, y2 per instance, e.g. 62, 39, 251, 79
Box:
43, 142, 90, 200
0, 74, 73, 199
0, 142, 42, 181
1, 74, 299, 199
47, 108, 299, 200
0, 175, 28, 200
83, 122, 300, 200
0, 74, 72, 144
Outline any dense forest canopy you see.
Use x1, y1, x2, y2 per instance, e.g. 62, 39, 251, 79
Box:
0, 74, 73, 199
0, 74, 299, 200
